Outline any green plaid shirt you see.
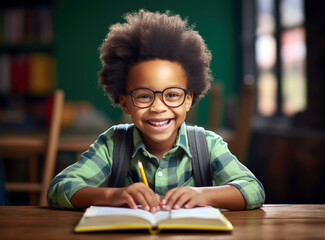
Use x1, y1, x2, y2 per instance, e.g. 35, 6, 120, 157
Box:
48, 122, 265, 210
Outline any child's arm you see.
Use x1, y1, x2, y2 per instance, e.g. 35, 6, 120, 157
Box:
70, 183, 161, 212
162, 130, 265, 210
161, 185, 246, 210
47, 127, 159, 211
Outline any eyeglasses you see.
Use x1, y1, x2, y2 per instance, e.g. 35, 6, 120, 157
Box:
127, 87, 189, 108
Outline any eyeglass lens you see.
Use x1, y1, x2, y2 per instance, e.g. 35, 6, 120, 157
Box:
131, 88, 186, 107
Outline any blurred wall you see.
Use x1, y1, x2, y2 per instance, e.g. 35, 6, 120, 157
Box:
54, 0, 240, 124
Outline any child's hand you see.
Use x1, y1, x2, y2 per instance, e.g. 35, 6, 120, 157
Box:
111, 182, 161, 213
161, 187, 207, 210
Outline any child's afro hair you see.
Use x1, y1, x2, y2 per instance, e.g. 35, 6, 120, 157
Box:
99, 9, 213, 106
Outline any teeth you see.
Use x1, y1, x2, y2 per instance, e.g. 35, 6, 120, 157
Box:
148, 120, 169, 126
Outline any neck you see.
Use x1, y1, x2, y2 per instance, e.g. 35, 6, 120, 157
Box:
142, 135, 176, 161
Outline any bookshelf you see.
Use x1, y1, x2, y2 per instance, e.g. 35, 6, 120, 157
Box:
0, 0, 56, 130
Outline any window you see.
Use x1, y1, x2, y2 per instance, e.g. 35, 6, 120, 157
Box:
255, 0, 306, 117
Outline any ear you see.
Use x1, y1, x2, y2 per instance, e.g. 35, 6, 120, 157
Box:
185, 91, 193, 112
119, 95, 131, 114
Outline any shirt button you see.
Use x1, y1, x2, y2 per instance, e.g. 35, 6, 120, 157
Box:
143, 151, 148, 157
157, 171, 163, 177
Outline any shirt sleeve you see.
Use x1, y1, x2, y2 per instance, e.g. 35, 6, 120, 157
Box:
206, 130, 266, 210
47, 127, 115, 209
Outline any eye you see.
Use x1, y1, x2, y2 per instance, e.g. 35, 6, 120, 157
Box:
134, 92, 153, 103
137, 94, 151, 99
166, 92, 180, 98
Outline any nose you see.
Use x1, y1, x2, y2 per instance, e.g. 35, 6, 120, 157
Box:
149, 93, 167, 112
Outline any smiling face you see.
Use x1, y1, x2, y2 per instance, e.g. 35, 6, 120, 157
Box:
120, 59, 193, 153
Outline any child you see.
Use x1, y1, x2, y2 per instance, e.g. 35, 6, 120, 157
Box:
48, 10, 265, 212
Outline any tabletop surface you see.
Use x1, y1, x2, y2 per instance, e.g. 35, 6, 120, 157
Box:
0, 204, 325, 240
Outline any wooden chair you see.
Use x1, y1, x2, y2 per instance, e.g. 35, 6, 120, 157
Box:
208, 82, 224, 130
185, 103, 199, 126
208, 76, 256, 164
0, 90, 64, 206
186, 82, 224, 127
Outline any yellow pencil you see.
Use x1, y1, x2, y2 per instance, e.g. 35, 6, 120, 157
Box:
137, 160, 149, 187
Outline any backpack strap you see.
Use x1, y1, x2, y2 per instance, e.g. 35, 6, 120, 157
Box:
109, 124, 212, 188
187, 125, 212, 187
108, 124, 134, 187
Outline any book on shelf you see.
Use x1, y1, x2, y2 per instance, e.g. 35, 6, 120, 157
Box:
74, 206, 234, 234
1, 6, 53, 44
10, 54, 30, 94
2, 53, 56, 95
29, 53, 56, 95
0, 54, 11, 95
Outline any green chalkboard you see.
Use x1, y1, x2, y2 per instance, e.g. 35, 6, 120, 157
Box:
54, 0, 240, 125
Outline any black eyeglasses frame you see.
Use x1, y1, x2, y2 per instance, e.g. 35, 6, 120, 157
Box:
127, 87, 189, 108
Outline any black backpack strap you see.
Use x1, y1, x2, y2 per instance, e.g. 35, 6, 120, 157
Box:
108, 124, 134, 188
187, 125, 212, 187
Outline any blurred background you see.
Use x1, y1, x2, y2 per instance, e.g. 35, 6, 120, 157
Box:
0, 0, 324, 205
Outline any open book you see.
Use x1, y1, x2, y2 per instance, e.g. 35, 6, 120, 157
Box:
74, 206, 233, 234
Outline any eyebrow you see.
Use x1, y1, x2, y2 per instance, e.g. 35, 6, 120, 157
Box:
130, 85, 186, 91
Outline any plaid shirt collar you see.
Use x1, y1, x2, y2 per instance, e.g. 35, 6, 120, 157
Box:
131, 122, 192, 159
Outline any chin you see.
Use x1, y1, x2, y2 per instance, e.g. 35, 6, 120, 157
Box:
142, 129, 178, 144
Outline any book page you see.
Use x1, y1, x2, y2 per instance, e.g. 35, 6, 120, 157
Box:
155, 206, 233, 232
152, 210, 170, 225
170, 206, 225, 222
84, 206, 170, 226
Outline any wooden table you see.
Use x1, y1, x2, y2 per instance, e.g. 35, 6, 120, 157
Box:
0, 205, 324, 240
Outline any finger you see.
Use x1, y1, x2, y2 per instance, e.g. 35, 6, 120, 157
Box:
152, 194, 161, 212
163, 188, 183, 210
161, 188, 177, 206
184, 198, 198, 209
173, 191, 191, 209
131, 190, 150, 211
132, 184, 160, 212
124, 194, 138, 209
155, 193, 161, 202
142, 190, 161, 213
